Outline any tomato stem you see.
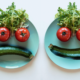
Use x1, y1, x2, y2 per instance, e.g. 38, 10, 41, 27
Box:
21, 31, 27, 37
62, 32, 66, 35
1, 32, 5, 35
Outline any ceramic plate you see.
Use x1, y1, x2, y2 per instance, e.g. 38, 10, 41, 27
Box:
0, 20, 39, 69
45, 19, 80, 70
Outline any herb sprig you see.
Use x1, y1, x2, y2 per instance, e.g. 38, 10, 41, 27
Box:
0, 2, 28, 34
55, 2, 80, 34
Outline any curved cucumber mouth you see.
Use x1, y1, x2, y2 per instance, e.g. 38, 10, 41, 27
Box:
48, 44, 80, 60
0, 44, 34, 59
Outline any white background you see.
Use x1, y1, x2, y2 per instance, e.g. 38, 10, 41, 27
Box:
0, 0, 80, 80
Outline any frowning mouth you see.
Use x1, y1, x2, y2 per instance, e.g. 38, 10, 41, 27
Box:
0, 44, 34, 59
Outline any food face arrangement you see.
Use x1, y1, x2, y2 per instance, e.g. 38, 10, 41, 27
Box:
48, 2, 80, 59
0, 2, 30, 42
0, 2, 33, 59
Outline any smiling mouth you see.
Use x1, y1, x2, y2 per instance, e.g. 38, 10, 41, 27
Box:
0, 44, 34, 59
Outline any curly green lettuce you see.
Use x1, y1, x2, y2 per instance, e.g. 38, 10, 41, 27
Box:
55, 2, 80, 34
0, 2, 29, 34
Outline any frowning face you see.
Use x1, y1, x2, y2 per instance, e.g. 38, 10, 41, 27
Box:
0, 20, 39, 69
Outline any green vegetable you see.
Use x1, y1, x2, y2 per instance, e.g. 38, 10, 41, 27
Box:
55, 2, 80, 34
0, 2, 29, 34
0, 44, 33, 59
48, 44, 80, 59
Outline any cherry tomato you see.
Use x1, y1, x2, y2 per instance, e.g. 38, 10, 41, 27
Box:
15, 28, 30, 42
0, 27, 10, 42
76, 29, 80, 41
57, 27, 71, 42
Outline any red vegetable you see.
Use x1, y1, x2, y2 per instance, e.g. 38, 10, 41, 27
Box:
0, 27, 10, 42
15, 28, 30, 42
57, 27, 71, 42
76, 29, 80, 41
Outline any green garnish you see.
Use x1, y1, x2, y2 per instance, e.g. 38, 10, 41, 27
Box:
0, 2, 29, 34
55, 2, 80, 34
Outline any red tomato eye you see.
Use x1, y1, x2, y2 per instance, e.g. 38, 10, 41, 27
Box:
0, 27, 10, 42
57, 27, 71, 42
15, 28, 30, 42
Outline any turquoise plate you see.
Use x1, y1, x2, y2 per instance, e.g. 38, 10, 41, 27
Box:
45, 19, 80, 70
0, 20, 39, 69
